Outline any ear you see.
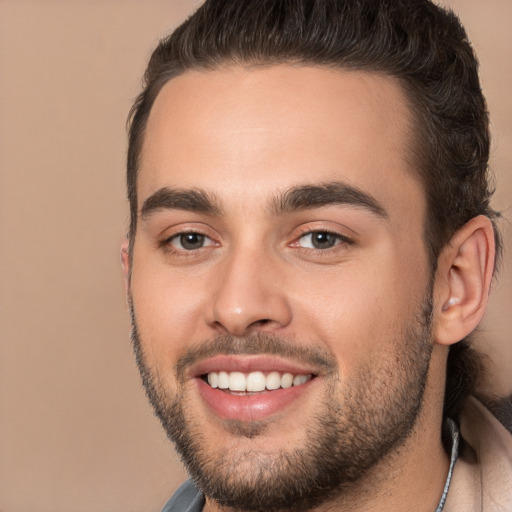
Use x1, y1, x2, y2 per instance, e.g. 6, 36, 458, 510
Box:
120, 238, 131, 295
433, 215, 495, 346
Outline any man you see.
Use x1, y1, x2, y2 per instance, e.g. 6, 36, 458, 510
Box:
121, 0, 511, 510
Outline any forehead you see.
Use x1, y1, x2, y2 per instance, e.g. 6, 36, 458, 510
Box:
139, 65, 423, 219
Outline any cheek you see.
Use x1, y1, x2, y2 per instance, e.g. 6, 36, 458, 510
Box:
289, 254, 428, 374
129, 258, 211, 373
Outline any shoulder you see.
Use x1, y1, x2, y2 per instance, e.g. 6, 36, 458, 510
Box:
161, 480, 205, 512
445, 396, 512, 511
477, 394, 512, 433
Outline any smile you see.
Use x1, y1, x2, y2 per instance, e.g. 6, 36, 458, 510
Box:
205, 371, 312, 393
190, 355, 320, 422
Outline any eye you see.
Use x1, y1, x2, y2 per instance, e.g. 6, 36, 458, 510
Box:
296, 231, 346, 250
167, 232, 215, 251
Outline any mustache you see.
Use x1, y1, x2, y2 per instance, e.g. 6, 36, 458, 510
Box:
174, 332, 337, 381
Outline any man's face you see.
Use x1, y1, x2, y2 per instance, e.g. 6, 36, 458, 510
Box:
128, 66, 434, 510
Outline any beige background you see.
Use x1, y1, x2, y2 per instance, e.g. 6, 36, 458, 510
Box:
0, 1, 510, 511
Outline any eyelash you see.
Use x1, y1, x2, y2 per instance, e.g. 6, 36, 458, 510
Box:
159, 228, 353, 258
291, 228, 353, 252
160, 230, 216, 255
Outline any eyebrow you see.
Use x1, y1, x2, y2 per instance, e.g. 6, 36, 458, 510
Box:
140, 187, 221, 219
271, 182, 388, 218
140, 181, 387, 220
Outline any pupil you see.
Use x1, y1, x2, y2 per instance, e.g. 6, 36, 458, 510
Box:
312, 232, 335, 249
181, 233, 204, 250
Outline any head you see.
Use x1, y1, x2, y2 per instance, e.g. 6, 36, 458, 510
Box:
123, 1, 500, 509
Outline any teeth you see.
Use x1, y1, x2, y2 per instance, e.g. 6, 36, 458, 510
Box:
218, 371, 229, 389
246, 371, 266, 392
205, 371, 312, 392
266, 371, 281, 390
281, 373, 293, 388
207, 372, 219, 388
229, 372, 246, 392
293, 374, 309, 386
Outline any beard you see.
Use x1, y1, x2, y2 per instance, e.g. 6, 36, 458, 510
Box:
129, 297, 434, 512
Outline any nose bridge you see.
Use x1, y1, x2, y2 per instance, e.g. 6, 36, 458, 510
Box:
208, 241, 291, 336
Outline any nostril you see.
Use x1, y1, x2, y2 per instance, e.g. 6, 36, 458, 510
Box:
212, 318, 270, 332
250, 319, 271, 328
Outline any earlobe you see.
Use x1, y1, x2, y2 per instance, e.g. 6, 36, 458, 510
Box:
120, 239, 131, 294
433, 216, 495, 346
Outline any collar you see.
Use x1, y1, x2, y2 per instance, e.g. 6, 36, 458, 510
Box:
443, 396, 512, 511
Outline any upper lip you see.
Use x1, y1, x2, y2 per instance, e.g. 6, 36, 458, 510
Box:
188, 355, 320, 379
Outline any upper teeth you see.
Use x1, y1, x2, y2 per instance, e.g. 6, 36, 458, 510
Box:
207, 371, 311, 392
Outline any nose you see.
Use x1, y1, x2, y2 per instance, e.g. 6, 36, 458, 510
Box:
206, 248, 292, 336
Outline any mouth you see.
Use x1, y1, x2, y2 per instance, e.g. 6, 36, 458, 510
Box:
190, 355, 320, 423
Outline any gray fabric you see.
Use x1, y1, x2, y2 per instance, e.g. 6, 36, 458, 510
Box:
161, 480, 204, 512
161, 420, 460, 512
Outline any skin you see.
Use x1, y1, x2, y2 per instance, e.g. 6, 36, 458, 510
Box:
122, 65, 495, 511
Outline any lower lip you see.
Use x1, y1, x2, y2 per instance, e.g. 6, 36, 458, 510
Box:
195, 377, 316, 422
